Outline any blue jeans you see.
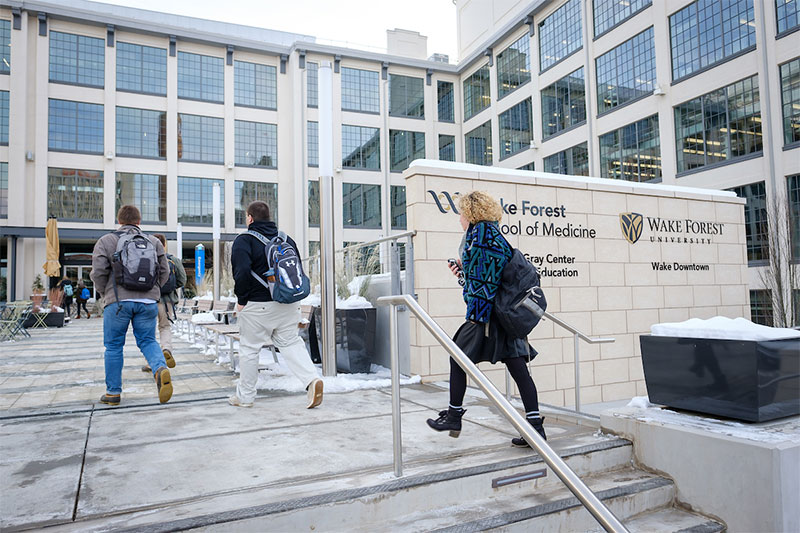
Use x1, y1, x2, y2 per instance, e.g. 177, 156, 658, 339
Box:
103, 301, 166, 394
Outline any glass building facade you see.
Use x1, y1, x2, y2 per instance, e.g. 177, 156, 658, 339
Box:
543, 142, 589, 176
234, 120, 277, 168
496, 34, 531, 98
465, 121, 492, 165
117, 42, 167, 95
539, 0, 582, 71
115, 173, 166, 224
390, 130, 425, 172
234, 61, 277, 109
498, 98, 532, 160
177, 51, 224, 103
593, 0, 651, 37
389, 74, 424, 118
730, 181, 769, 263
48, 99, 104, 154
439, 134, 456, 162
781, 57, 800, 146
463, 65, 490, 120
235, 181, 278, 226
341, 67, 380, 113
115, 107, 166, 159
48, 168, 104, 221
342, 183, 381, 228
177, 176, 225, 225
437, 81, 454, 122
178, 114, 224, 163
49, 31, 104, 87
599, 115, 661, 182
596, 27, 655, 114
0, 90, 7, 145
541, 68, 586, 138
342, 125, 380, 169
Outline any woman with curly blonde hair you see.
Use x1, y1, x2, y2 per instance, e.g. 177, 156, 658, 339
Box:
426, 191, 546, 446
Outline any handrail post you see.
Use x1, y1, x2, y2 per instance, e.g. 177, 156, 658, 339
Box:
505, 368, 512, 402
574, 333, 581, 414
389, 303, 402, 477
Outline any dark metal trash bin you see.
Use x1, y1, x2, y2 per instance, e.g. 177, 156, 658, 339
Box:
307, 307, 377, 373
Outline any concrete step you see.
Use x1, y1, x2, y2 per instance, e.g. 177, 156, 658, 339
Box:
586, 507, 726, 533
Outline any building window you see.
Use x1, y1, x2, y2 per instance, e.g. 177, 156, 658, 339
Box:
542, 67, 586, 139
777, 0, 799, 34
669, 0, 756, 82
539, 0, 583, 71
794, 289, 800, 327
780, 58, 800, 146
177, 177, 225, 225
341, 67, 380, 113
235, 181, 278, 226
48, 99, 103, 154
730, 181, 769, 263
115, 173, 166, 224
594, 0, 651, 37
497, 34, 531, 99
116, 42, 167, 95
518, 162, 535, 171
342, 183, 381, 228
49, 31, 104, 87
0, 91, 7, 145
544, 142, 589, 176
788, 175, 800, 261
308, 121, 319, 167
235, 120, 277, 168
389, 74, 424, 118
116, 107, 166, 159
463, 65, 490, 120
0, 20, 10, 74
47, 168, 104, 221
177, 51, 224, 103
465, 121, 492, 166
749, 289, 773, 326
308, 180, 319, 227
342, 125, 380, 170
178, 114, 224, 164
438, 81, 454, 122
599, 114, 661, 182
439, 134, 456, 161
675, 75, 762, 173
234, 60, 277, 109
390, 130, 425, 172
307, 62, 318, 108
596, 27, 655, 114
499, 98, 532, 160
391, 185, 406, 230
0, 162, 7, 218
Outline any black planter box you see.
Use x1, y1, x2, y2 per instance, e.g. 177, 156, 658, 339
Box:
640, 335, 800, 422
307, 308, 377, 373
23, 311, 66, 328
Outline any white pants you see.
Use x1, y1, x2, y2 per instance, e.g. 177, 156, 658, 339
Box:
236, 300, 319, 403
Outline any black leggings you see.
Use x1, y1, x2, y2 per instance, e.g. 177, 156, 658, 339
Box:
76, 300, 89, 317
449, 356, 540, 415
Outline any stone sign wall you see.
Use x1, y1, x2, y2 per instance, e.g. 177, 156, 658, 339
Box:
405, 162, 748, 406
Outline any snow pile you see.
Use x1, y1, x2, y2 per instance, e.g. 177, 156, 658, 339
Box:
650, 316, 800, 341
255, 363, 420, 393
300, 293, 373, 309
626, 396, 654, 409
191, 312, 218, 324
197, 292, 214, 300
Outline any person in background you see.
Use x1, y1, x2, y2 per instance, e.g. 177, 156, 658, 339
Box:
75, 282, 91, 319
58, 277, 74, 318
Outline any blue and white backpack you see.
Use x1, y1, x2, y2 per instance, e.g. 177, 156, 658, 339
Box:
246, 230, 310, 304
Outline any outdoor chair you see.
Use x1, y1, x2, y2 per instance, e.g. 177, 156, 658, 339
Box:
0, 301, 33, 341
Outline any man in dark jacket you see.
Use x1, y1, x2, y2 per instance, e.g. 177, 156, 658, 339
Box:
91, 205, 172, 406
228, 201, 322, 409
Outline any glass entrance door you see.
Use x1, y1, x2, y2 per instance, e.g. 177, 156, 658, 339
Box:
63, 266, 95, 298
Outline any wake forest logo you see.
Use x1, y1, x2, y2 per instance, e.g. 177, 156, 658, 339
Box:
619, 213, 643, 244
428, 190, 460, 214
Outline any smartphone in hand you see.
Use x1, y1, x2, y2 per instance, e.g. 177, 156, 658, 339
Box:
448, 258, 466, 286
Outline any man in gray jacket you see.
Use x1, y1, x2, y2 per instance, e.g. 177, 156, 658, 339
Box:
91, 205, 172, 405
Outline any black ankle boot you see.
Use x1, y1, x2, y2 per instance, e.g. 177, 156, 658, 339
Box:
426, 407, 466, 438
511, 417, 546, 447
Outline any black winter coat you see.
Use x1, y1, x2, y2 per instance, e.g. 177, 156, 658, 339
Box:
231, 220, 301, 306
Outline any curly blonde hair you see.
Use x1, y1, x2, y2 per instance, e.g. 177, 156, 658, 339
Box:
458, 191, 503, 224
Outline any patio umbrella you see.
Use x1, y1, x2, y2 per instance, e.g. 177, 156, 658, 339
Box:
42, 217, 61, 277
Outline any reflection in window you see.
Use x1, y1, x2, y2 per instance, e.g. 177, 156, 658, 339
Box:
115, 173, 166, 223
730, 181, 768, 263
594, 0, 651, 37
0, 91, 7, 145
776, 0, 799, 34
308, 121, 319, 166
48, 99, 104, 154
178, 51, 224, 103
48, 168, 104, 221
749, 289, 773, 326
465, 121, 492, 166
518, 162, 535, 171
234, 61, 277, 109
391, 185, 406, 230
542, 68, 586, 138
117, 42, 167, 95
390, 130, 425, 172
789, 175, 800, 261
669, 0, 755, 81
235, 120, 277, 167
543, 142, 589, 176
439, 134, 456, 161
0, 162, 7, 218
116, 107, 166, 158
177, 176, 225, 225
390, 74, 424, 118
0, 20, 10, 74
343, 183, 381, 228
596, 27, 655, 114
539, 0, 582, 71
341, 67, 380, 113
463, 65, 490, 120
307, 62, 318, 107
49, 31, 104, 87
497, 34, 531, 98
178, 114, 224, 163
438, 81, 454, 122
600, 115, 661, 182
235, 181, 278, 226
780, 58, 800, 146
342, 125, 380, 170
499, 98, 532, 160
308, 180, 319, 227
675, 75, 762, 173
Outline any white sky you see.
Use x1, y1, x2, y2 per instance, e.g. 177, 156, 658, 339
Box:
99, 0, 460, 61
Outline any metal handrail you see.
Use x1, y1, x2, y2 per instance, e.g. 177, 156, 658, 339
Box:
378, 294, 629, 533
302, 230, 417, 262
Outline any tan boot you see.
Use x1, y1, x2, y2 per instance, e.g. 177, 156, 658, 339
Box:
155, 367, 173, 404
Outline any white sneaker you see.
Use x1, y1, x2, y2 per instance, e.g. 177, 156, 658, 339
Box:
307, 378, 323, 409
228, 395, 253, 408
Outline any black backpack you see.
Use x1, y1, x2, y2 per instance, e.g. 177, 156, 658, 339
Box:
160, 256, 182, 296
493, 249, 547, 339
